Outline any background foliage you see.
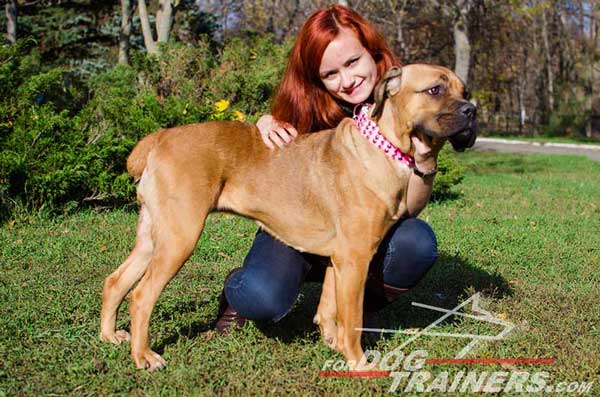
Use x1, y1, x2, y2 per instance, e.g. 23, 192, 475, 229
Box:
0, 36, 287, 220
1, 0, 596, 220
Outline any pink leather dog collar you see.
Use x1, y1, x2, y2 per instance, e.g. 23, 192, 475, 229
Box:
353, 104, 415, 167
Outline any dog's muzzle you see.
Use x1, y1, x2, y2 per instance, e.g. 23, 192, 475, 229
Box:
449, 103, 478, 152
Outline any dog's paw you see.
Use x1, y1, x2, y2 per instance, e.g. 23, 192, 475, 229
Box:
132, 348, 166, 372
312, 313, 321, 326
100, 329, 131, 345
348, 360, 382, 372
314, 313, 338, 350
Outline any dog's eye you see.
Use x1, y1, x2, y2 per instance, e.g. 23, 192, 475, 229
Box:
464, 90, 471, 100
427, 86, 441, 96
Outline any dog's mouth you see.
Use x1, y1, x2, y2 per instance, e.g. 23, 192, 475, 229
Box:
418, 121, 478, 152
448, 121, 478, 152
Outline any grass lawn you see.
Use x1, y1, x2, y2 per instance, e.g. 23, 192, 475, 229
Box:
1, 151, 599, 396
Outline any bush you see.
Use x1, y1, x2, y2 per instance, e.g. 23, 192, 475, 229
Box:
203, 35, 290, 115
0, 39, 245, 220
543, 94, 590, 137
431, 146, 465, 200
0, 41, 85, 218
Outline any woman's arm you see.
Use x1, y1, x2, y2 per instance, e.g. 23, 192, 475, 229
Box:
406, 135, 437, 217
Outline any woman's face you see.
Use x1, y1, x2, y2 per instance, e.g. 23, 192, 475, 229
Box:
319, 28, 378, 105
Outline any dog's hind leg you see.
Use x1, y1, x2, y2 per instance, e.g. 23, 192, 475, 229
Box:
101, 206, 154, 345
128, 196, 211, 371
313, 266, 339, 351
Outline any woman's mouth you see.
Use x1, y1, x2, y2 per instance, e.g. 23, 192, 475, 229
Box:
344, 79, 364, 96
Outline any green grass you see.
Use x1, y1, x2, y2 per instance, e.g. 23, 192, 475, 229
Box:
1, 151, 599, 396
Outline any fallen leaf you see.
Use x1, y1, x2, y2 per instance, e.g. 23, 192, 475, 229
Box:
500, 362, 518, 371
203, 330, 216, 341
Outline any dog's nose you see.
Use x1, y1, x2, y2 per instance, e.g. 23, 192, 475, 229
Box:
460, 103, 477, 120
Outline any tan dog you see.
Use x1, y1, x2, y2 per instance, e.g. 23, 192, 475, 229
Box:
100, 64, 477, 371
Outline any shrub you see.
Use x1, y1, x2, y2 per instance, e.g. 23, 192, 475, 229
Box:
543, 94, 590, 137
431, 146, 465, 200
203, 35, 290, 115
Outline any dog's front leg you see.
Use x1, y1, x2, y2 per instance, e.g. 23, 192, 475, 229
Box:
331, 251, 372, 370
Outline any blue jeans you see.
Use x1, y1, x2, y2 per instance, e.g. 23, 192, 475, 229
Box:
225, 217, 438, 322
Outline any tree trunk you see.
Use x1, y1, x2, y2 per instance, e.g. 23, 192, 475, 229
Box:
517, 76, 526, 134
453, 0, 471, 84
389, 0, 408, 61
220, 0, 228, 40
119, 0, 134, 64
5, 0, 17, 44
541, 8, 554, 112
585, 3, 598, 138
156, 0, 174, 43
138, 0, 158, 55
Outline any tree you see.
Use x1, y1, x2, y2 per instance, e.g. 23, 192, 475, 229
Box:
541, 4, 555, 112
425, 0, 475, 84
453, 0, 474, 84
138, 0, 179, 55
5, 0, 17, 44
119, 0, 135, 64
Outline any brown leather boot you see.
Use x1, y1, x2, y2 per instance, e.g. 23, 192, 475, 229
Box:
383, 283, 410, 302
215, 268, 248, 335
362, 266, 410, 341
362, 284, 410, 343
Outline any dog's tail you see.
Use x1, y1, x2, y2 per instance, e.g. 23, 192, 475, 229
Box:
127, 130, 164, 181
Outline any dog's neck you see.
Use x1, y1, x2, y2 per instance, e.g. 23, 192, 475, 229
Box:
353, 105, 414, 167
372, 99, 414, 158
336, 116, 412, 221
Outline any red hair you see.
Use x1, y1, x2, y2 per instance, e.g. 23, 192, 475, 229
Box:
271, 5, 400, 134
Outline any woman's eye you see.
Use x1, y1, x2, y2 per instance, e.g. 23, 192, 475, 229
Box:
323, 71, 337, 80
348, 57, 359, 66
428, 86, 441, 96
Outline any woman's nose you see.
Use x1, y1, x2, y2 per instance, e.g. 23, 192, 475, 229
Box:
340, 70, 354, 90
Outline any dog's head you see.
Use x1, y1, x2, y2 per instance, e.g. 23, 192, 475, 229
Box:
371, 64, 478, 152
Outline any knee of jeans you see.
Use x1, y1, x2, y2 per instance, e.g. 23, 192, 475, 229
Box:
402, 218, 438, 263
228, 272, 296, 322
252, 282, 295, 322
383, 218, 438, 288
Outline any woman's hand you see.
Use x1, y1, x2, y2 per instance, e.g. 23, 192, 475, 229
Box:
406, 134, 436, 217
256, 115, 298, 150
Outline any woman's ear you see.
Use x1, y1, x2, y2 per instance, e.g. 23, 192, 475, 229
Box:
371, 66, 403, 120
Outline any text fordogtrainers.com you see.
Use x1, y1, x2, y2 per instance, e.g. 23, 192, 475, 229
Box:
320, 350, 594, 394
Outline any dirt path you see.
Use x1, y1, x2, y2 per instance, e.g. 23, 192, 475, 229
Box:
473, 137, 600, 162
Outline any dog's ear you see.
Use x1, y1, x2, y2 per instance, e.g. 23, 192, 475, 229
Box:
371, 66, 403, 120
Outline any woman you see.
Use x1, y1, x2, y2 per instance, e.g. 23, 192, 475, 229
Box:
216, 5, 438, 334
